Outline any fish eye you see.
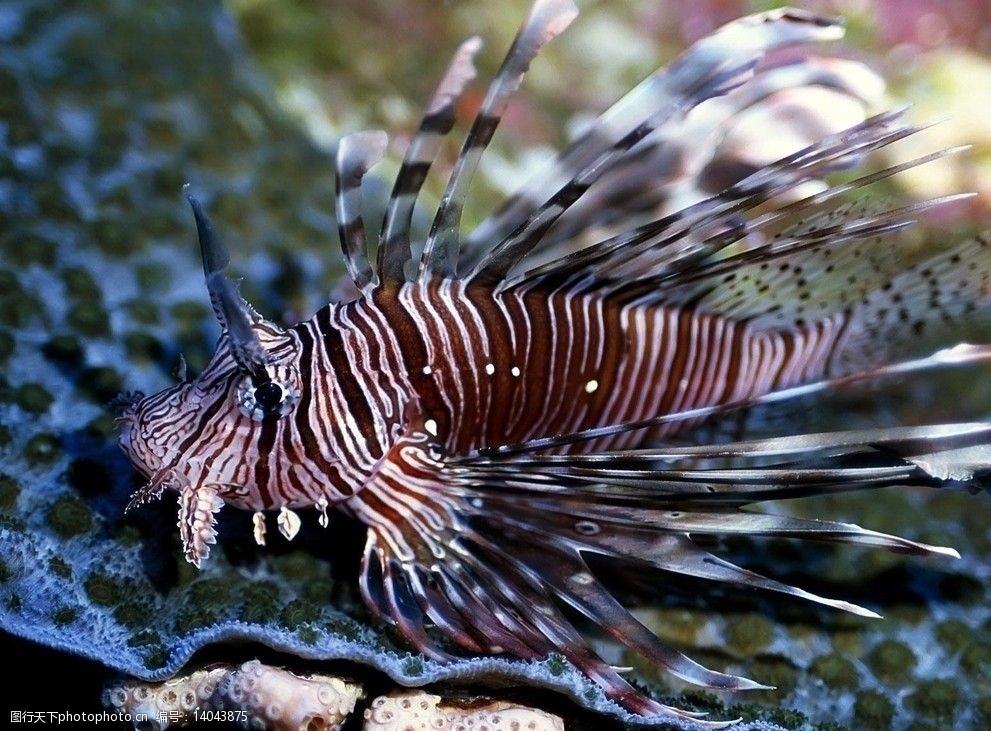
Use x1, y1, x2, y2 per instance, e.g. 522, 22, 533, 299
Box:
254, 381, 283, 411
235, 376, 298, 421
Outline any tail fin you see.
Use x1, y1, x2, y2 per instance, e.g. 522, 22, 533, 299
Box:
684, 222, 991, 374
837, 232, 991, 370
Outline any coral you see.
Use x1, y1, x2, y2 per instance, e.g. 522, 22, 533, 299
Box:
104, 661, 564, 731
104, 667, 230, 731
216, 660, 363, 731
809, 654, 859, 692
866, 640, 917, 686
853, 690, 895, 730
105, 661, 363, 731
363, 692, 564, 731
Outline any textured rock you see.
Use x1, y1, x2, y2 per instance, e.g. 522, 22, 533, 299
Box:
103, 667, 230, 730
363, 692, 564, 731
104, 661, 363, 731
216, 661, 363, 731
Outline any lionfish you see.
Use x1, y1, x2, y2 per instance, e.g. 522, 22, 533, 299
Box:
118, 1, 991, 723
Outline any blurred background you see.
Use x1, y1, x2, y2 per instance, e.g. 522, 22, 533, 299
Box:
226, 0, 991, 239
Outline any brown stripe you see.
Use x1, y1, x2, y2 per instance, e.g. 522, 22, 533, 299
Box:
373, 283, 452, 438
319, 305, 384, 460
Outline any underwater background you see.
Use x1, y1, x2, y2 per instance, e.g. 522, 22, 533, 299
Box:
1, 0, 990, 728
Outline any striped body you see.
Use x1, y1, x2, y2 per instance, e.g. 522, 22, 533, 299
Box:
318, 281, 841, 507
125, 283, 844, 516
356, 281, 844, 457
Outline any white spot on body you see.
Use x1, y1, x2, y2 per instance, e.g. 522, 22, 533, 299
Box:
422, 365, 432, 375
485, 362, 495, 375
584, 379, 598, 393
424, 418, 438, 436
511, 366, 521, 377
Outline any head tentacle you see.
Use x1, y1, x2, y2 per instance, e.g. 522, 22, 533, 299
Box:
185, 188, 276, 379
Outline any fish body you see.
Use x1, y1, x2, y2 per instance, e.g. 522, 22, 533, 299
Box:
117, 1, 991, 723
122, 279, 841, 512
355, 281, 844, 457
